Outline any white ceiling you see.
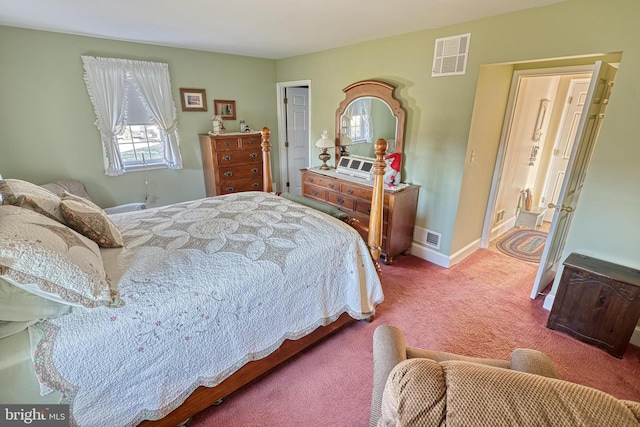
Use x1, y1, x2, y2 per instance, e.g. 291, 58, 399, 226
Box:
0, 0, 566, 59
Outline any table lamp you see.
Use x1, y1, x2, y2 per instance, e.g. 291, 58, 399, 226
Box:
315, 130, 333, 170
340, 134, 353, 157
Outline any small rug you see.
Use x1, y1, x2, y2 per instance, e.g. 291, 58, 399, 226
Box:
496, 229, 548, 263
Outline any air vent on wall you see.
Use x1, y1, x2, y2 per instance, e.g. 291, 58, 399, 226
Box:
425, 230, 442, 250
432, 33, 470, 77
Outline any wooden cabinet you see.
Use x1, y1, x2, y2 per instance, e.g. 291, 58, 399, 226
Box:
301, 168, 419, 264
199, 133, 263, 196
547, 253, 640, 358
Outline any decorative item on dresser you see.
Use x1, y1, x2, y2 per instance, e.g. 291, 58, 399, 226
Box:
315, 130, 334, 170
199, 131, 264, 196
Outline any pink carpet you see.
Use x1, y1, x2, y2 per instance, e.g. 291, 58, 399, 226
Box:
191, 249, 640, 426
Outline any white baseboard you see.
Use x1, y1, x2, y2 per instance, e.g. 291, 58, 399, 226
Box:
410, 242, 451, 267
543, 293, 555, 310
410, 237, 481, 268
490, 216, 517, 242
631, 326, 640, 347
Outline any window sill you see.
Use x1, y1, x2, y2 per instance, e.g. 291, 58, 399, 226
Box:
124, 163, 168, 173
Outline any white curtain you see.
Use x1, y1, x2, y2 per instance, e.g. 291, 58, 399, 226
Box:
128, 60, 182, 169
81, 56, 182, 175
81, 56, 127, 176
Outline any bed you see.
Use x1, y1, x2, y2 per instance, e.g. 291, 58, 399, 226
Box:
0, 128, 387, 426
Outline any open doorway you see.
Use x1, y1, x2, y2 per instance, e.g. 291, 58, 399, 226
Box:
484, 67, 593, 248
276, 81, 311, 195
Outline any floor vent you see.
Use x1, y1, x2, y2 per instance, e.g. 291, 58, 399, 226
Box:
425, 230, 442, 249
432, 33, 470, 77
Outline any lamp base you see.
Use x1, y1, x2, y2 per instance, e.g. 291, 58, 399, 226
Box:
319, 149, 331, 170
340, 147, 350, 157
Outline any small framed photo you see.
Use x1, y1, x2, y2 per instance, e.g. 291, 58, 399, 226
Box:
214, 100, 236, 120
179, 88, 207, 112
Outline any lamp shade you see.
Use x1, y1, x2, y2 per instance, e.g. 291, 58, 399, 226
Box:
340, 134, 353, 146
315, 130, 334, 148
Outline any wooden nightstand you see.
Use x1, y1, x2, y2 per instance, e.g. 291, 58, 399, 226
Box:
547, 253, 640, 358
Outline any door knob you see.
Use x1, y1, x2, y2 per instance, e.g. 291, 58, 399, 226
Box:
548, 203, 574, 213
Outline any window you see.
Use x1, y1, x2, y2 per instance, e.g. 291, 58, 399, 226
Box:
116, 124, 164, 166
343, 98, 373, 143
81, 56, 183, 176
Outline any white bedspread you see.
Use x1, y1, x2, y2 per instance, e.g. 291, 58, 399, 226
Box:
30, 192, 383, 426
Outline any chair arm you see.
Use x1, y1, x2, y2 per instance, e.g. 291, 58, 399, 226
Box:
104, 203, 147, 215
510, 348, 559, 378
370, 326, 408, 427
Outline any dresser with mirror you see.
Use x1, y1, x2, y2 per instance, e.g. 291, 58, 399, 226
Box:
302, 80, 420, 264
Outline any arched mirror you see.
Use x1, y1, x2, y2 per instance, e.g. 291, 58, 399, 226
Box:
335, 80, 405, 162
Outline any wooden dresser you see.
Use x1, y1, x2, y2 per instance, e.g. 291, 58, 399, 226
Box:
199, 132, 263, 196
301, 168, 419, 264
547, 253, 640, 358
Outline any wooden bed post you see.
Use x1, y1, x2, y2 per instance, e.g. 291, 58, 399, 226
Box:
261, 127, 273, 193
368, 138, 387, 270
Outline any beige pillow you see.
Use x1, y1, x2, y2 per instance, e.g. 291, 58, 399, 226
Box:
0, 205, 118, 308
0, 178, 65, 223
60, 191, 123, 248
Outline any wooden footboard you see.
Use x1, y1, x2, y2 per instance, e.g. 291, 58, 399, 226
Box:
138, 128, 384, 426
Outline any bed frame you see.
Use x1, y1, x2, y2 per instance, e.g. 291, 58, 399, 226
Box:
139, 127, 386, 426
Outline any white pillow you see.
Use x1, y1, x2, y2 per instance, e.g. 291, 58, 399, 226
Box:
0, 205, 119, 308
0, 276, 71, 321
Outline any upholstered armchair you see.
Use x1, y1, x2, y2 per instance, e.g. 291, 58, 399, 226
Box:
41, 179, 146, 215
370, 325, 640, 427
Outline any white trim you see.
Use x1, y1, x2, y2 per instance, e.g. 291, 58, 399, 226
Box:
543, 292, 555, 310
631, 325, 640, 347
276, 80, 312, 193
410, 236, 480, 268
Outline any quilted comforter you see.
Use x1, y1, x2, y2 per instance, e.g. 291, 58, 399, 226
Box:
30, 192, 383, 426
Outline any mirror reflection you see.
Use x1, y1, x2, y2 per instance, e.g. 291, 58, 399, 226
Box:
340, 97, 397, 158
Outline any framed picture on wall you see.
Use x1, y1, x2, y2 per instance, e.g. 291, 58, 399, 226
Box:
214, 100, 236, 120
179, 88, 207, 111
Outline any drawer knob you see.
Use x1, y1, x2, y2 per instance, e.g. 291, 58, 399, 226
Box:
308, 178, 314, 183
226, 187, 234, 192
252, 182, 260, 188
224, 171, 233, 177
337, 197, 344, 204
251, 168, 259, 173
223, 155, 232, 161
224, 142, 231, 146
347, 189, 354, 194
312, 190, 318, 196
329, 183, 335, 188
250, 153, 258, 158
247, 139, 256, 145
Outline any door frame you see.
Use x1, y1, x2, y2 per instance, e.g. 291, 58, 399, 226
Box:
480, 65, 594, 249
276, 80, 312, 193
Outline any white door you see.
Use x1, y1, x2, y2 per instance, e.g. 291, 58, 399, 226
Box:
284, 86, 310, 195
530, 61, 617, 299
541, 78, 591, 222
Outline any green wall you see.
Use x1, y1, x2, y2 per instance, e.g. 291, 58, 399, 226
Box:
276, 0, 640, 281
0, 26, 278, 208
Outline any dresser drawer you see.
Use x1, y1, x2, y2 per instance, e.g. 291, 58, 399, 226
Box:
354, 199, 389, 218
303, 183, 327, 201
217, 149, 262, 165
240, 135, 261, 148
219, 178, 263, 194
302, 173, 339, 191
327, 192, 354, 210
219, 164, 262, 180
213, 137, 241, 151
